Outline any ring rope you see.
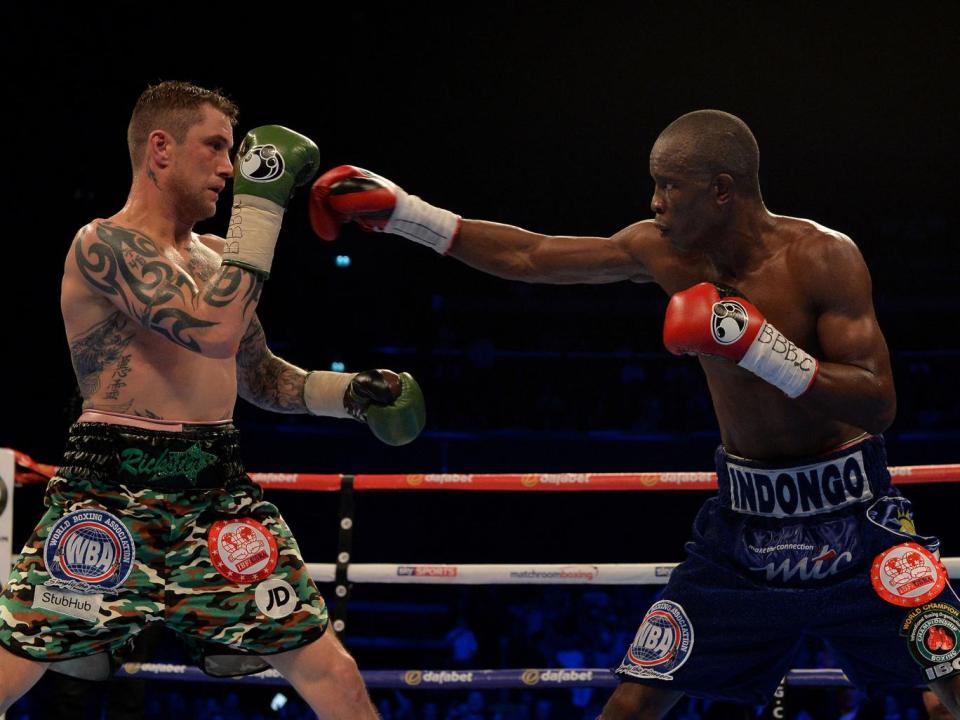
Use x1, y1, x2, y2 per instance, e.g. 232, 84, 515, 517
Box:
113, 664, 854, 689
12, 450, 960, 491
304, 559, 960, 585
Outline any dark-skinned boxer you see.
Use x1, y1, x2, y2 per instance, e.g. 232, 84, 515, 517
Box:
310, 110, 960, 718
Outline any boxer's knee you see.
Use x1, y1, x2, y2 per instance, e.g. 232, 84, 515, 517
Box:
599, 682, 682, 720
267, 631, 371, 711
311, 642, 365, 700
327, 652, 367, 705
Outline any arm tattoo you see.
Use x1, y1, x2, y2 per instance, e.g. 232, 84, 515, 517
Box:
75, 222, 261, 352
202, 264, 263, 316
69, 312, 134, 397
236, 315, 307, 413
241, 275, 263, 318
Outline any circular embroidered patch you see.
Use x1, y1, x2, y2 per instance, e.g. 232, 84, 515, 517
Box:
208, 518, 278, 584
871, 542, 946, 607
43, 509, 136, 592
255, 578, 297, 619
619, 600, 695, 680
902, 604, 960, 670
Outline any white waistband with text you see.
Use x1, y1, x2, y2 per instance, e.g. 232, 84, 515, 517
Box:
726, 450, 872, 517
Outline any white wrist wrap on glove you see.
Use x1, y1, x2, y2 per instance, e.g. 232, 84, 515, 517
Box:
383, 188, 460, 254
737, 321, 819, 398
304, 371, 357, 418
222, 194, 285, 276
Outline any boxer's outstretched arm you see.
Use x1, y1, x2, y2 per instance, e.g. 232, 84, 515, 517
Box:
70, 221, 263, 358
449, 220, 653, 284
795, 234, 896, 433
309, 166, 653, 284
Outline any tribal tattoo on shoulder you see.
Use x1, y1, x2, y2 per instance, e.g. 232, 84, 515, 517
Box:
69, 312, 135, 397
75, 222, 263, 352
236, 315, 307, 413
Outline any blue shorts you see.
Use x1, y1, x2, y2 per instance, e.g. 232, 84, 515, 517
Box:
614, 436, 960, 704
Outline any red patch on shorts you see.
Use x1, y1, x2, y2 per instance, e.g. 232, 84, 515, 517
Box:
870, 542, 946, 607
208, 518, 278, 584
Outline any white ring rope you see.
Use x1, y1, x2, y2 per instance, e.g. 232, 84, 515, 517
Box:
307, 558, 960, 585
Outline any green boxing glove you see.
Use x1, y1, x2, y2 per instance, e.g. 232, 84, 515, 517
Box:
345, 370, 426, 446
223, 125, 321, 277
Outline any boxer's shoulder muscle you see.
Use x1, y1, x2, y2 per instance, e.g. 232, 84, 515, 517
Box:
777, 216, 870, 306
778, 216, 858, 266
63, 220, 113, 314
615, 220, 663, 284
190, 234, 225, 282
66, 218, 211, 320
624, 221, 713, 292
197, 233, 225, 255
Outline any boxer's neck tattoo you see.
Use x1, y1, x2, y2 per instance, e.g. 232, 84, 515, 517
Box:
69, 312, 134, 397
75, 222, 261, 354
147, 168, 160, 189
236, 315, 307, 413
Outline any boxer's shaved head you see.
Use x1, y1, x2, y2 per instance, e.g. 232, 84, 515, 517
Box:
128, 81, 238, 170
652, 110, 761, 197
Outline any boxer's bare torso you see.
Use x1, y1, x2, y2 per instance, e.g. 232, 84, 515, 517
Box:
62, 221, 239, 421
621, 215, 892, 460
450, 210, 895, 461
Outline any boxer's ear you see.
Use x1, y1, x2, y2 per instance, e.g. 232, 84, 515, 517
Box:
147, 130, 175, 169
713, 174, 734, 205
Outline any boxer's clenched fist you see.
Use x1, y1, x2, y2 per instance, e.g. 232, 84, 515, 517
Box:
310, 165, 460, 254
223, 125, 320, 277
663, 282, 819, 398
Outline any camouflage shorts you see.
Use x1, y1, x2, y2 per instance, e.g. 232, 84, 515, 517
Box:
0, 420, 327, 676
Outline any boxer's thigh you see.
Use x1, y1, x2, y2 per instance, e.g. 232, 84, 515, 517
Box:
0, 480, 163, 663
165, 492, 327, 656
615, 552, 810, 705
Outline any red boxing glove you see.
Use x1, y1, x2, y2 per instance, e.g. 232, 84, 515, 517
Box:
663, 282, 764, 362
309, 165, 460, 253
663, 282, 819, 398
309, 165, 398, 241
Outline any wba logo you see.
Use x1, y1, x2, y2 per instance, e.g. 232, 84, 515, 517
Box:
44, 509, 135, 592
63, 530, 116, 576
750, 545, 853, 583
618, 600, 694, 681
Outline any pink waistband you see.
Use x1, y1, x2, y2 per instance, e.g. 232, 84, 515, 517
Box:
78, 410, 233, 433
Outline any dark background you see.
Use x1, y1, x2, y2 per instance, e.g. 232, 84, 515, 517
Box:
2, 3, 960, 718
